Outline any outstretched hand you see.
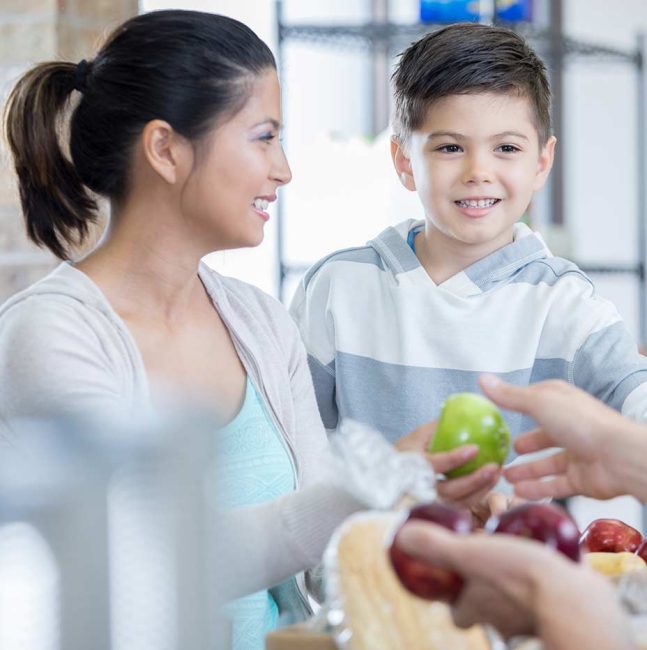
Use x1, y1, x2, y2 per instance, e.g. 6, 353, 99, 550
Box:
479, 374, 639, 501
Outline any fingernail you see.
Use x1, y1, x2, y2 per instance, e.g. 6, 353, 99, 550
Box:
480, 373, 500, 390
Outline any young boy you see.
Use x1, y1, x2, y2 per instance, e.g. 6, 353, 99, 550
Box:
290, 23, 647, 445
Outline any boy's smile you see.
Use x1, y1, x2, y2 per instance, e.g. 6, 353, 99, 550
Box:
454, 197, 502, 219
392, 92, 556, 282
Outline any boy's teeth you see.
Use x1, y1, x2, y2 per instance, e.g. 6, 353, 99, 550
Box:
457, 198, 498, 209
253, 198, 269, 211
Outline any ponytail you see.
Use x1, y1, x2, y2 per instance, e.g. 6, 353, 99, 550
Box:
4, 62, 98, 260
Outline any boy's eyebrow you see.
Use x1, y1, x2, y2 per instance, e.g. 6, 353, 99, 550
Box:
427, 131, 465, 141
492, 131, 529, 141
427, 130, 530, 141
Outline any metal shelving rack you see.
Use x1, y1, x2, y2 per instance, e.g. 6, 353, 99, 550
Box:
275, 0, 647, 343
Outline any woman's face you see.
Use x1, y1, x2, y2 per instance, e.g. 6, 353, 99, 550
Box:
181, 69, 291, 251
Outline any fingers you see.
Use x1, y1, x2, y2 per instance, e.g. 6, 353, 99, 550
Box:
478, 374, 534, 415
396, 520, 461, 566
513, 428, 554, 455
397, 520, 545, 578
437, 463, 501, 505
471, 491, 525, 528
428, 444, 478, 474
504, 450, 567, 483
512, 475, 575, 501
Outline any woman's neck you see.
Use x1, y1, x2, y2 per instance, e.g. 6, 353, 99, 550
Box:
75, 199, 211, 326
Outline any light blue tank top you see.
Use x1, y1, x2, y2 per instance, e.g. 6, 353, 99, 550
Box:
218, 376, 295, 650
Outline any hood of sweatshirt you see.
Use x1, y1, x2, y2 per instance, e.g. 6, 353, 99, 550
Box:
367, 219, 553, 298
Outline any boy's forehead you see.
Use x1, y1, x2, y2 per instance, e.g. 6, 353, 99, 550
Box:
416, 92, 538, 136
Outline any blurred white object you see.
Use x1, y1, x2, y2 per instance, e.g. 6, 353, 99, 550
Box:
0, 411, 222, 650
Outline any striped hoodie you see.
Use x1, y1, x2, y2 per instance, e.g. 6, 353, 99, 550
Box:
290, 219, 647, 445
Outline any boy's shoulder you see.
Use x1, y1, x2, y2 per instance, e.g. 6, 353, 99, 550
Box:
302, 219, 420, 292
302, 244, 387, 292
513, 255, 594, 289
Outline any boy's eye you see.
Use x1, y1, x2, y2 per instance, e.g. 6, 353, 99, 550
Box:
436, 144, 462, 153
497, 144, 521, 153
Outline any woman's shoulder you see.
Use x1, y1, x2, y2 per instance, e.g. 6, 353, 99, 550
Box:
0, 263, 126, 357
1, 263, 109, 323
200, 264, 296, 330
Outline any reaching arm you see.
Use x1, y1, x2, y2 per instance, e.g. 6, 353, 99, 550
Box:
479, 374, 647, 502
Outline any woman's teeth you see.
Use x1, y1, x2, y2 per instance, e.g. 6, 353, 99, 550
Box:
253, 198, 269, 211
456, 198, 499, 208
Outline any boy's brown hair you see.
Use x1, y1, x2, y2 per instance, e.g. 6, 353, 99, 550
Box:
392, 23, 551, 143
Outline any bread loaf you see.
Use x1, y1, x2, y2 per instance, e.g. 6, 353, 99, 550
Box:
325, 512, 490, 650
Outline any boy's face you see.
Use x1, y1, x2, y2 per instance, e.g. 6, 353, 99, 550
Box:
391, 92, 556, 253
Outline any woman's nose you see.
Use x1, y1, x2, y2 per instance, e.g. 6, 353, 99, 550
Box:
272, 145, 292, 186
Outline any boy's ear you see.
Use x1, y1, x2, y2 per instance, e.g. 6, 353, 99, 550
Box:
141, 119, 193, 185
533, 135, 557, 191
390, 136, 416, 192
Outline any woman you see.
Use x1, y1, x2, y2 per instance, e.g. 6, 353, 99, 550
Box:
0, 10, 496, 648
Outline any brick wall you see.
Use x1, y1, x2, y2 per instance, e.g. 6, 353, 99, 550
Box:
0, 0, 138, 301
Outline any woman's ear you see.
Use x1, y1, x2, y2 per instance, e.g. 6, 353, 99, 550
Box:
141, 119, 193, 185
391, 136, 416, 191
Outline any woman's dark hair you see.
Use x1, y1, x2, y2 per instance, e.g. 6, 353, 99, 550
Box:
392, 23, 551, 144
3, 10, 276, 259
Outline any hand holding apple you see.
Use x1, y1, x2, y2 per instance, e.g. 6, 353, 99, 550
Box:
389, 501, 473, 602
393, 516, 624, 646
428, 393, 510, 479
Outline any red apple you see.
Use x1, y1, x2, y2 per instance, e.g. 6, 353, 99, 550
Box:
635, 538, 647, 564
493, 502, 580, 561
389, 501, 473, 602
579, 518, 642, 554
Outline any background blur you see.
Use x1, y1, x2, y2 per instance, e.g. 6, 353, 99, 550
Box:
1, 0, 647, 551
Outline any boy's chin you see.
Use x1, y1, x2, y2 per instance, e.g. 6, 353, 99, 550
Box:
451, 228, 515, 250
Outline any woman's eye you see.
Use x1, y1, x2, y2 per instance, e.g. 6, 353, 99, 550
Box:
436, 144, 462, 153
497, 144, 520, 153
259, 133, 277, 143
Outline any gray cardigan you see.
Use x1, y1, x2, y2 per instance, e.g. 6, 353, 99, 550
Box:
0, 262, 363, 614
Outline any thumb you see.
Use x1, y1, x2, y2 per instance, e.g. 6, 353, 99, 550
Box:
411, 421, 437, 445
396, 521, 461, 568
478, 374, 532, 416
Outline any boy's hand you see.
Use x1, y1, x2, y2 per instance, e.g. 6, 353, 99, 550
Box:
395, 421, 501, 507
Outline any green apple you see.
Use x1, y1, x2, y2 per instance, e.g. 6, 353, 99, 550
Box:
428, 392, 510, 479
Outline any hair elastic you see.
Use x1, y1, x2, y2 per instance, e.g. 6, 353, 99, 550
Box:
74, 59, 89, 93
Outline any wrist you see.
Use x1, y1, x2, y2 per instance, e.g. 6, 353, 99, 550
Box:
604, 420, 647, 501
535, 564, 631, 650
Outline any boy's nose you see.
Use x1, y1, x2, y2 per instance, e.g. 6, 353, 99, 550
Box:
462, 156, 493, 185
